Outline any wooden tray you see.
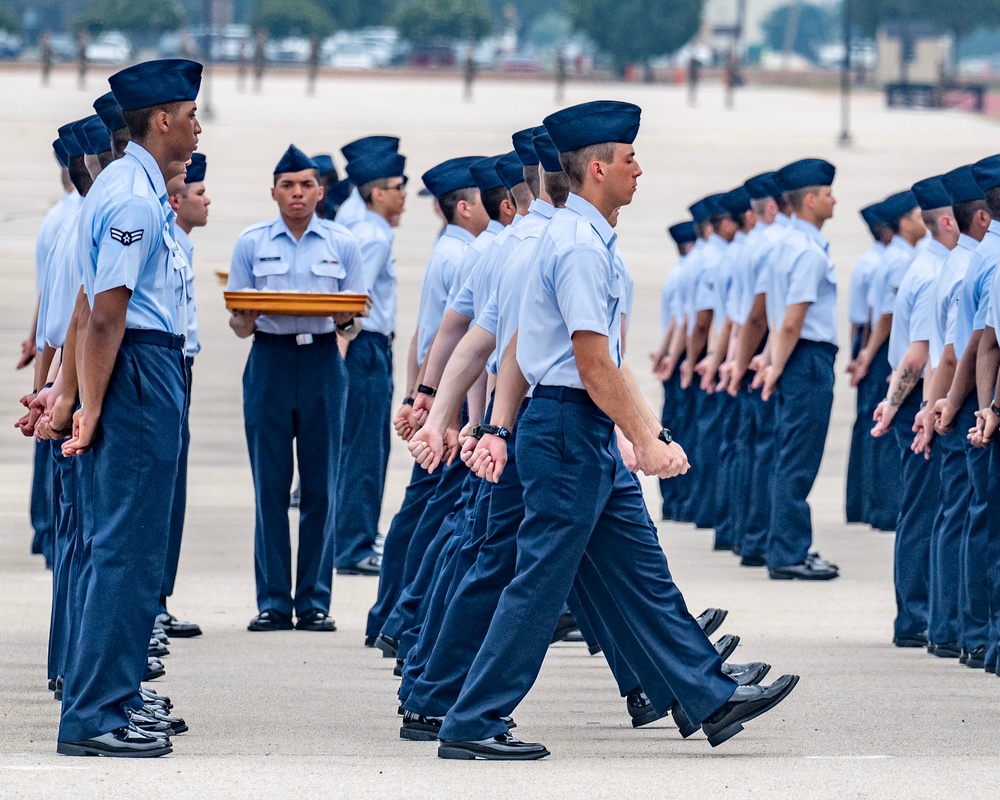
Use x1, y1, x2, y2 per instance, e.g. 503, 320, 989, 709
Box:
224, 291, 371, 316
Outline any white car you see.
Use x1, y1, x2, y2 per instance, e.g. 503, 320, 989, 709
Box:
86, 32, 132, 65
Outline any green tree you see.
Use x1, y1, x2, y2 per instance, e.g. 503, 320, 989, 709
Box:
393, 0, 493, 44
761, 2, 836, 61
564, 0, 705, 73
248, 0, 336, 38
314, 0, 396, 30
0, 7, 19, 33
76, 0, 182, 35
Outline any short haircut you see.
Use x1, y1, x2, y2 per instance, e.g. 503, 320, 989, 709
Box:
510, 181, 532, 211
708, 212, 732, 231
543, 170, 570, 207
750, 197, 773, 216
881, 206, 913, 234
67, 154, 92, 195
438, 186, 478, 224
921, 207, 951, 238
97, 150, 114, 169
121, 101, 181, 141
783, 185, 823, 213
359, 177, 392, 204
559, 142, 617, 189
695, 220, 712, 239
272, 168, 320, 187
480, 186, 508, 222
986, 186, 1000, 219
953, 198, 989, 234
111, 128, 130, 160
523, 164, 540, 198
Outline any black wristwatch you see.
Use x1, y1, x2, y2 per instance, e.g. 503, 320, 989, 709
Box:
336, 319, 357, 333
991, 400, 1000, 418
658, 428, 674, 445
417, 384, 437, 397
480, 424, 510, 441
467, 424, 482, 438
402, 396, 415, 406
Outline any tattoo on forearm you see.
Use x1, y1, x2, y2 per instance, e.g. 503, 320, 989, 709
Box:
889, 366, 920, 408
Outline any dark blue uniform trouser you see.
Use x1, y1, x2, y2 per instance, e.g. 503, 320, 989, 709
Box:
891, 383, 939, 641
438, 388, 736, 743
766, 341, 836, 569
863, 344, 902, 530
243, 332, 346, 618
30, 438, 54, 565
59, 332, 184, 743
738, 382, 775, 560
959, 396, 990, 655
845, 329, 868, 524
160, 356, 193, 613
336, 331, 393, 568
985, 439, 1000, 671
928, 427, 968, 646
713, 393, 740, 550
664, 380, 698, 523
691, 390, 722, 529
47, 445, 75, 682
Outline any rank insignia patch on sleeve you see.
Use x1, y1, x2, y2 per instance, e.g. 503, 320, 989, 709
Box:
110, 228, 144, 246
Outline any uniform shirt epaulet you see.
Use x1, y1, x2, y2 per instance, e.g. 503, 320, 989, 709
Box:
238, 219, 273, 237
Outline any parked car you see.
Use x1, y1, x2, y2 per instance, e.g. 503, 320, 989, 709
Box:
86, 32, 131, 65
265, 36, 310, 63
48, 32, 77, 61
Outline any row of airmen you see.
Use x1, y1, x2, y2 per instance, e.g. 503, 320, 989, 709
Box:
843, 160, 1000, 669
348, 102, 851, 760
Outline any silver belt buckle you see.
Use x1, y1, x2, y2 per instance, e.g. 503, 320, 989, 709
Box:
296, 333, 313, 346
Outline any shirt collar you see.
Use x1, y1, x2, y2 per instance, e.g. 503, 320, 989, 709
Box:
792, 216, 829, 252
733, 230, 747, 244
124, 141, 168, 205
270, 213, 323, 241
485, 219, 505, 236
529, 198, 555, 219
925, 239, 950, 259
890, 234, 916, 254
774, 212, 791, 227
364, 208, 393, 235
707, 233, 728, 251
874, 241, 887, 251
958, 233, 979, 252
988, 220, 1000, 237
565, 193, 616, 251
443, 223, 476, 245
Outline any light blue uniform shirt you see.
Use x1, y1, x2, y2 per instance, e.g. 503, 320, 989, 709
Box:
37, 206, 85, 350
36, 189, 80, 297
415, 224, 475, 366
479, 201, 555, 374
869, 236, 917, 321
981, 222, 1000, 331
449, 218, 505, 316
765, 216, 838, 346
79, 141, 188, 335
752, 213, 792, 299
848, 242, 885, 327
682, 238, 705, 335
692, 234, 728, 333
934, 234, 977, 365
954, 222, 1000, 360
722, 230, 747, 324
732, 222, 767, 325
344, 209, 397, 337
173, 227, 200, 357
333, 186, 367, 227
516, 193, 622, 390
887, 239, 948, 370
660, 263, 682, 337
227, 213, 364, 336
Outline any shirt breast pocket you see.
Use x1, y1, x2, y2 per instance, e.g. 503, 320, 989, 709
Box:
252, 258, 289, 289
310, 260, 346, 292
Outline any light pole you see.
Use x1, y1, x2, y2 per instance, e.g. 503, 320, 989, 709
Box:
201, 0, 215, 120
838, 0, 852, 146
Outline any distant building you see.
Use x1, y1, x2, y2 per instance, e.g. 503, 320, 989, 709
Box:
876, 22, 952, 84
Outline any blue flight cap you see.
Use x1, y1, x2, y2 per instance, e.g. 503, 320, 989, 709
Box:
511, 127, 540, 167
911, 176, 952, 211
494, 151, 525, 190
83, 115, 112, 155
719, 186, 751, 217
668, 221, 697, 245
532, 127, 562, 173
327, 179, 354, 208
971, 154, 1000, 193
53, 139, 69, 168
543, 100, 641, 152
109, 58, 202, 111
687, 198, 711, 224
70, 117, 93, 156
184, 152, 206, 183
880, 190, 919, 224
274, 144, 318, 175
93, 91, 126, 131
744, 171, 781, 200
470, 155, 505, 192
774, 158, 836, 192
859, 202, 885, 232
941, 165, 984, 205
421, 156, 483, 198
340, 135, 399, 163
57, 122, 84, 159
312, 154, 336, 178
346, 150, 406, 187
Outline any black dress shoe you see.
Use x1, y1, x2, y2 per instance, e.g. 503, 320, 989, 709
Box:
140, 687, 171, 709
724, 661, 771, 686
550, 612, 578, 644
740, 555, 766, 567
627, 688, 666, 728
967, 645, 986, 669
696, 608, 728, 637
400, 710, 443, 741
375, 634, 398, 658
701, 674, 800, 747
588, 643, 603, 656
807, 551, 839, 570
670, 701, 700, 738
933, 642, 962, 659
893, 632, 928, 648
926, 641, 936, 654
561, 629, 586, 643
57, 725, 172, 758
365, 635, 377, 648
338, 555, 382, 576
151, 627, 169, 645
987, 661, 997, 674
393, 658, 404, 677
155, 612, 202, 638
768, 561, 838, 580
48, 678, 57, 692
714, 633, 740, 662
295, 610, 337, 632
438, 732, 549, 761
148, 639, 169, 659
959, 649, 969, 665
247, 610, 294, 632
144, 659, 165, 682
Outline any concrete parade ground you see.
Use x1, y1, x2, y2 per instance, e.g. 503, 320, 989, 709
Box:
1, 67, 999, 798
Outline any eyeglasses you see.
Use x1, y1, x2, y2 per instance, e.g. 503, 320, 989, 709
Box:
384, 182, 407, 192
